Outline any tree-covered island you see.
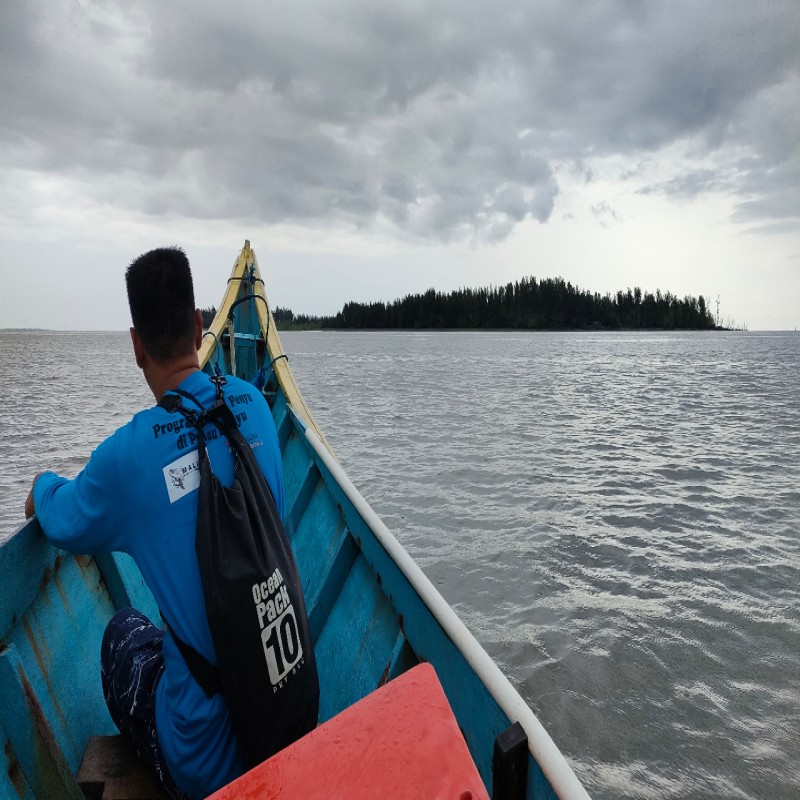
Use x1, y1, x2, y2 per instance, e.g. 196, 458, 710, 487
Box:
270, 276, 719, 331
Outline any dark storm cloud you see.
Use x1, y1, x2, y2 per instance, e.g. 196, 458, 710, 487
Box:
1, 0, 797, 240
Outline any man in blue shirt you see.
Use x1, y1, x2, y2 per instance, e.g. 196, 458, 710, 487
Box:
25, 248, 285, 798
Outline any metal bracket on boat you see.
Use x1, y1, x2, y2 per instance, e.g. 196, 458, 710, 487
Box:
268, 354, 288, 370
492, 721, 528, 800
227, 293, 269, 319
227, 275, 264, 285
227, 261, 263, 285
201, 330, 224, 376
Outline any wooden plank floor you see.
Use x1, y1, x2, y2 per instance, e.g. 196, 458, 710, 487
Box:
78, 736, 168, 800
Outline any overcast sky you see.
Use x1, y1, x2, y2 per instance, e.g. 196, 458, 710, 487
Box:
1, 0, 798, 330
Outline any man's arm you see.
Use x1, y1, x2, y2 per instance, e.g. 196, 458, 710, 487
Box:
30, 434, 125, 554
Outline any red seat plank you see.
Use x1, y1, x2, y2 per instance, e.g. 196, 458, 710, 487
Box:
207, 663, 488, 800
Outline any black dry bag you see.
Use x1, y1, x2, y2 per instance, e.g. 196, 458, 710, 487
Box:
159, 378, 319, 769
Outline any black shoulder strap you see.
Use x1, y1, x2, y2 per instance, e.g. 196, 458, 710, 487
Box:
158, 388, 205, 417
157, 393, 183, 412
157, 378, 227, 698
163, 617, 222, 699
159, 380, 231, 434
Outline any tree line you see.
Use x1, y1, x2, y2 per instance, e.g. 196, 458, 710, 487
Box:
273, 276, 717, 330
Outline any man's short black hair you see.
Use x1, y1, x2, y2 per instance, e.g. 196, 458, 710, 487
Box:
126, 246, 196, 362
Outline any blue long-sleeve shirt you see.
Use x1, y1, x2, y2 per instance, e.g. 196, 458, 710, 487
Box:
33, 371, 285, 798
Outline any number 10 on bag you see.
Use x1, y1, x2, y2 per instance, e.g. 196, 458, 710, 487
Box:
262, 604, 303, 687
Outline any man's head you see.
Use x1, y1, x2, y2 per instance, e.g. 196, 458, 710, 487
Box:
126, 246, 197, 363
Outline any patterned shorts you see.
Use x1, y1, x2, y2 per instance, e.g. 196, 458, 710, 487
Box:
100, 608, 191, 800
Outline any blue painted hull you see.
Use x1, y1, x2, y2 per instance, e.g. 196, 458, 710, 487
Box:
0, 244, 589, 799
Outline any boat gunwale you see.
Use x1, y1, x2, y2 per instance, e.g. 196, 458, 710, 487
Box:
207, 242, 590, 800
200, 243, 332, 452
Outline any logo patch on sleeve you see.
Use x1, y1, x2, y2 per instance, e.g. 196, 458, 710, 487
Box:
163, 450, 200, 503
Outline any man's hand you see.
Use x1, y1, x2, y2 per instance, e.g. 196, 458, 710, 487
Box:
25, 474, 42, 519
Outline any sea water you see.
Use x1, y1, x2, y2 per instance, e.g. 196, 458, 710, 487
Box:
1, 329, 798, 799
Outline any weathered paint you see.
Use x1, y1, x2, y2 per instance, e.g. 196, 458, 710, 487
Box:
315, 554, 404, 723
94, 552, 161, 626
280, 432, 320, 536
0, 649, 83, 800
0, 502, 159, 799
2, 732, 33, 800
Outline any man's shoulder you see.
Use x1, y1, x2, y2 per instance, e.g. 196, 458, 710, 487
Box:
83, 409, 154, 478
107, 403, 175, 454
222, 374, 260, 397
222, 377, 267, 412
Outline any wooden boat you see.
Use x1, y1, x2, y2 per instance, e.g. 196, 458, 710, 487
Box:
0, 242, 590, 800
